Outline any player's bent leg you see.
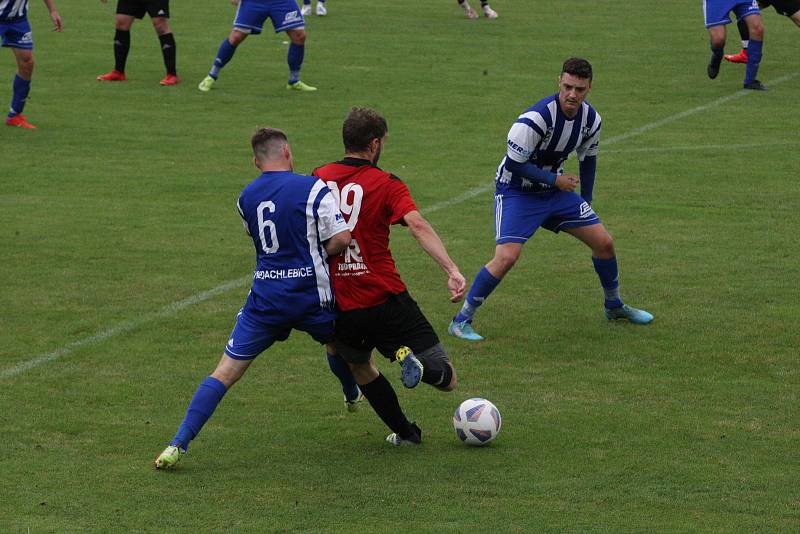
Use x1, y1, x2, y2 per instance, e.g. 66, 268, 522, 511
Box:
6, 50, 35, 129
152, 17, 178, 84
565, 222, 614, 259
450, 243, 521, 341
154, 354, 253, 469
415, 343, 456, 391
706, 26, 726, 79
200, 31, 247, 91
285, 28, 316, 91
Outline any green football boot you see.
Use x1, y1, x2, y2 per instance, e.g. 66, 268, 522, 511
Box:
198, 75, 216, 92
154, 445, 184, 469
286, 80, 317, 92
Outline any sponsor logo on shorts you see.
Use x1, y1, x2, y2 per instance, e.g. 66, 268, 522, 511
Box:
284, 10, 300, 23
157, 9, 165, 15
20, 32, 32, 44
579, 202, 596, 218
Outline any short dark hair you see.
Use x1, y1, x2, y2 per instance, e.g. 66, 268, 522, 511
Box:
342, 107, 388, 153
251, 127, 288, 163
561, 57, 593, 81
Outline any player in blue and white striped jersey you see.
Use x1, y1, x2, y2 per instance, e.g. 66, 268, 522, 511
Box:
449, 58, 653, 342
1, 0, 62, 128
155, 128, 354, 469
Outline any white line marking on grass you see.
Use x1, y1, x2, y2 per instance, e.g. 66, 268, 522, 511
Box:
0, 278, 249, 380
604, 71, 800, 146
604, 140, 800, 155
4, 71, 799, 380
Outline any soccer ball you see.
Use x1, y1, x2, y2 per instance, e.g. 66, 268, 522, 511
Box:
452, 398, 501, 446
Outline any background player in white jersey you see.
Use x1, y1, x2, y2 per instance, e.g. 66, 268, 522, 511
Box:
1, 0, 62, 129
449, 58, 653, 342
457, 0, 497, 19
155, 128, 352, 469
300, 0, 326, 17
198, 0, 316, 93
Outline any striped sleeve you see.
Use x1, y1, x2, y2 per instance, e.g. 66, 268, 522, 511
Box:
506, 110, 547, 163
576, 109, 601, 161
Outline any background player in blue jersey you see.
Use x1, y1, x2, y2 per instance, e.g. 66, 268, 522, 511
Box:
724, 0, 800, 64
449, 58, 654, 342
1, 0, 62, 129
198, 0, 316, 93
704, 0, 767, 90
155, 128, 352, 469
96, 0, 179, 86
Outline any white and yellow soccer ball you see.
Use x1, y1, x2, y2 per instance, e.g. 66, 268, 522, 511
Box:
452, 398, 502, 446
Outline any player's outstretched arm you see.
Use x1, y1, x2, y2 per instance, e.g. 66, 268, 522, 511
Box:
323, 230, 351, 257
43, 0, 62, 31
403, 210, 466, 302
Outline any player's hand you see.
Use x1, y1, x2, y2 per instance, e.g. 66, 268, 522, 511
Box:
447, 271, 467, 303
555, 174, 579, 192
50, 10, 62, 31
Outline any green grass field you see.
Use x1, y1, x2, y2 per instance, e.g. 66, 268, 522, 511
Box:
2, 0, 799, 531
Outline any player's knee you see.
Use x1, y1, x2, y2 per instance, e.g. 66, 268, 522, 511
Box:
348, 360, 378, 385
152, 17, 171, 35
288, 29, 306, 45
750, 22, 764, 39
494, 251, 519, 274
114, 15, 133, 30
17, 55, 34, 77
228, 30, 247, 46
417, 344, 456, 391
595, 235, 615, 258
438, 363, 457, 391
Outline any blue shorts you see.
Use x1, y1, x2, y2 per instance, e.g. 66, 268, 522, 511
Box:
224, 307, 335, 360
703, 0, 761, 27
0, 19, 33, 49
494, 189, 600, 244
233, 0, 305, 34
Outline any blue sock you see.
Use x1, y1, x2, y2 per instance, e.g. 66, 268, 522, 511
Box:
592, 256, 622, 309
287, 43, 304, 84
209, 39, 237, 80
171, 376, 228, 450
454, 267, 501, 323
303, 0, 310, 4
8, 75, 30, 118
744, 39, 762, 85
327, 352, 359, 402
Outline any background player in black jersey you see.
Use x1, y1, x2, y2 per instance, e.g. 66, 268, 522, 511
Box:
96, 0, 179, 85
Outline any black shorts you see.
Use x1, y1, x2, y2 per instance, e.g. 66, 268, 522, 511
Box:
759, 0, 800, 16
117, 0, 170, 19
334, 291, 440, 364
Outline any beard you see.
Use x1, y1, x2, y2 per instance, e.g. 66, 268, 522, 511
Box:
372, 146, 382, 165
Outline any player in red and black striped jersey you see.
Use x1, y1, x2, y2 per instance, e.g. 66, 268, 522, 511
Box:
313, 106, 467, 446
